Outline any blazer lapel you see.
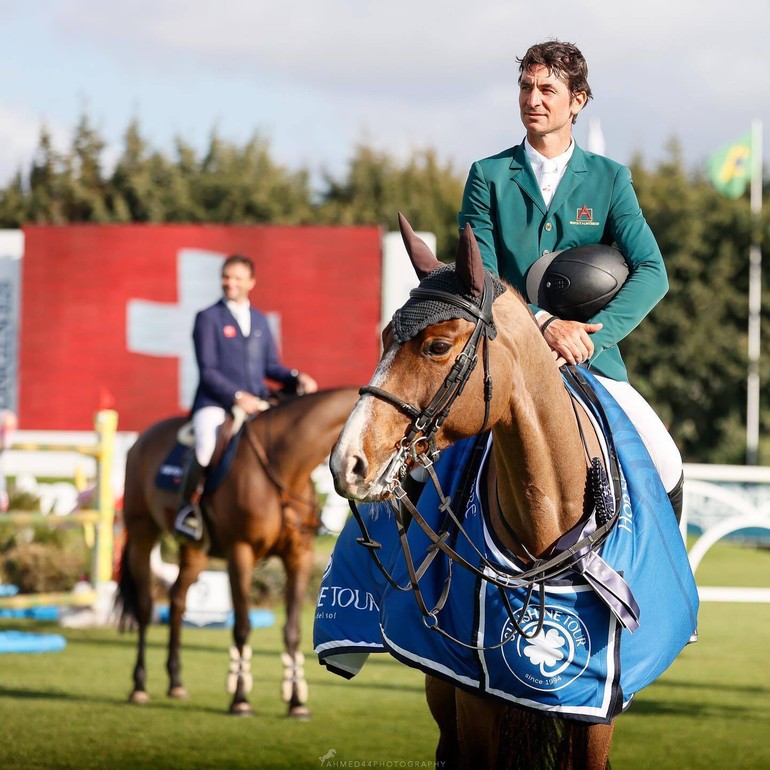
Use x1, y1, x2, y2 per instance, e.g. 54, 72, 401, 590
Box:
548, 143, 588, 213
218, 299, 247, 338
509, 143, 547, 215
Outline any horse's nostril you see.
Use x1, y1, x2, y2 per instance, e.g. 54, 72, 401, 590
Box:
351, 454, 367, 479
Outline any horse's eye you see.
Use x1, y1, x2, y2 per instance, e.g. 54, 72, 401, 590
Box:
427, 340, 452, 356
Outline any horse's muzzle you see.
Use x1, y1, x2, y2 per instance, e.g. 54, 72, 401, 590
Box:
330, 444, 396, 503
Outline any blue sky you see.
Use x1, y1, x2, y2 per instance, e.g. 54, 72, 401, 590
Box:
1, 0, 768, 189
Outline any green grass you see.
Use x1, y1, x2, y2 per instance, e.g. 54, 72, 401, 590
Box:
689, 537, 770, 587
610, 541, 770, 769
0, 541, 768, 769
0, 613, 437, 770
610, 601, 770, 769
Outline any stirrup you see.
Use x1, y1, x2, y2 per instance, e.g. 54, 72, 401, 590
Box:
174, 504, 203, 542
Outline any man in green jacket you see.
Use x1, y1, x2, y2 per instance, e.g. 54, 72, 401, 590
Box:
459, 39, 684, 514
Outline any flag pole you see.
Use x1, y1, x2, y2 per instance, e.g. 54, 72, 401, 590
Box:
746, 118, 763, 464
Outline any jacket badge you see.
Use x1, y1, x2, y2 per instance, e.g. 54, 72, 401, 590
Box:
570, 205, 600, 227
223, 325, 237, 338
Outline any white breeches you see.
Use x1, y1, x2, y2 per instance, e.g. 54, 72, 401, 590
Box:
192, 406, 227, 467
596, 376, 682, 492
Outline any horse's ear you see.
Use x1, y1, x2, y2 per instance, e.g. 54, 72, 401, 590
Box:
398, 212, 442, 279
455, 223, 485, 297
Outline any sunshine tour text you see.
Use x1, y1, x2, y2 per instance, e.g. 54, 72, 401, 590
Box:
517, 607, 587, 648
317, 586, 379, 612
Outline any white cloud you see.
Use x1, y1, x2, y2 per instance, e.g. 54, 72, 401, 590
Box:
0, 0, 766, 183
56, 2, 770, 116
59, 0, 520, 97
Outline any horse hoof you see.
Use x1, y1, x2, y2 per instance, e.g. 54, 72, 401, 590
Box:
229, 701, 253, 717
288, 704, 311, 720
167, 686, 189, 700
129, 690, 150, 705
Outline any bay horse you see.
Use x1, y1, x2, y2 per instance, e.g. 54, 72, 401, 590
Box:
327, 215, 694, 768
117, 387, 358, 718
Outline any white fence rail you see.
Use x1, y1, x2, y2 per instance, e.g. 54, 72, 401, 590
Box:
683, 463, 770, 603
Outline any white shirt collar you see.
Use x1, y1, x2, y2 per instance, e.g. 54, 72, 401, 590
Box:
524, 137, 575, 175
524, 138, 575, 207
225, 298, 251, 335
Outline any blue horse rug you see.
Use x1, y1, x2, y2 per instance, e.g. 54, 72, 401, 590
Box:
313, 367, 699, 724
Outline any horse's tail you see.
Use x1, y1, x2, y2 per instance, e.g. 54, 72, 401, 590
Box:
114, 540, 139, 631
497, 708, 609, 770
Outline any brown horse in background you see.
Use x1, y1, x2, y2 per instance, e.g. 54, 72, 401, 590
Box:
330, 217, 616, 768
117, 387, 358, 717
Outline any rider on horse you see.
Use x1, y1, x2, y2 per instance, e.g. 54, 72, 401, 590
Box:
174, 253, 318, 542
458, 39, 684, 519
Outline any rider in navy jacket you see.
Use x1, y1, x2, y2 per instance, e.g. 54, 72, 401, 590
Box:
175, 254, 318, 543
191, 299, 298, 410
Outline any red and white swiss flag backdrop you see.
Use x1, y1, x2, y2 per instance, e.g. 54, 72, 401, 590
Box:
19, 225, 382, 431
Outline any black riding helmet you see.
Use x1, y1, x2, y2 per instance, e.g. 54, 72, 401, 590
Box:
525, 244, 629, 322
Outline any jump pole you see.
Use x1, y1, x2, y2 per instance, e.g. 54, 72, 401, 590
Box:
0, 409, 118, 611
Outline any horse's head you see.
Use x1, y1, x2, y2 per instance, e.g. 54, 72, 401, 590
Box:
331, 214, 523, 502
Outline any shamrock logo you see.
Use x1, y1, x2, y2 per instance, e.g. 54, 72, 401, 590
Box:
523, 628, 566, 672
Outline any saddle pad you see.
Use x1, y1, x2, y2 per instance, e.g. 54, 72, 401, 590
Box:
153, 427, 244, 495
313, 367, 699, 724
155, 442, 188, 491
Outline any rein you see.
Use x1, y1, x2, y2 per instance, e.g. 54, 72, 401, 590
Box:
244, 417, 321, 528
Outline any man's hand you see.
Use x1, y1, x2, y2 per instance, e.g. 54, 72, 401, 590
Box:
296, 372, 318, 395
234, 391, 271, 415
542, 318, 603, 366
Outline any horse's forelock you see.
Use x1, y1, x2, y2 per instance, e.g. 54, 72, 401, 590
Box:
391, 265, 507, 344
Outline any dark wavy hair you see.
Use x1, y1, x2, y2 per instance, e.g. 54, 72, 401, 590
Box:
517, 40, 593, 123
222, 253, 255, 277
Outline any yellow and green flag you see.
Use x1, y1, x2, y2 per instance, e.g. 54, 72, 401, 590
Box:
708, 132, 753, 199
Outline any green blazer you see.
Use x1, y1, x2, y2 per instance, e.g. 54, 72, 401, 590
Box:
458, 141, 667, 382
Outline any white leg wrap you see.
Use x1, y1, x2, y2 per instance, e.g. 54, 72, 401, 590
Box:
281, 651, 308, 704
226, 645, 253, 695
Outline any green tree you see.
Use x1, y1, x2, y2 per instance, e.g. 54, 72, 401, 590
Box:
318, 144, 464, 261
0, 171, 27, 227
26, 126, 68, 224
61, 112, 110, 222
190, 131, 313, 224
109, 119, 174, 222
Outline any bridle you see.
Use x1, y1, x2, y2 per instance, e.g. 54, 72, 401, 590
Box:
359, 272, 497, 488
349, 272, 630, 649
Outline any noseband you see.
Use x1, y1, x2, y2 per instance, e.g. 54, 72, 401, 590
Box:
360, 272, 497, 486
